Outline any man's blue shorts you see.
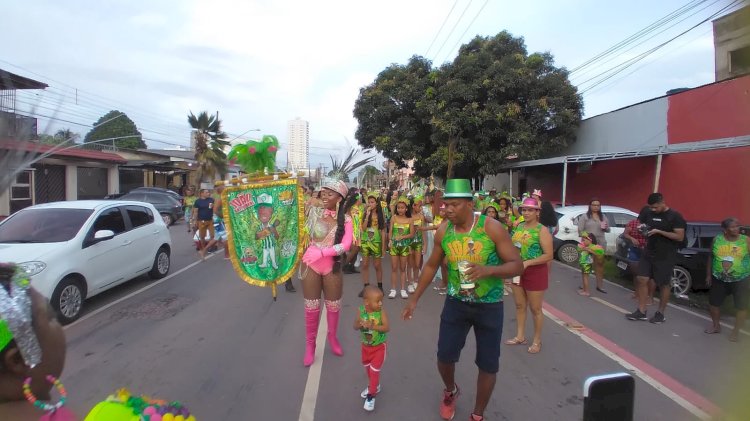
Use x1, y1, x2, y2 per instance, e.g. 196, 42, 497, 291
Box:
437, 296, 504, 373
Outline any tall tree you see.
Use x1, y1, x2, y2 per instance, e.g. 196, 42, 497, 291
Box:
353, 55, 436, 177
358, 164, 382, 189
188, 111, 230, 182
353, 31, 583, 180
84, 111, 145, 149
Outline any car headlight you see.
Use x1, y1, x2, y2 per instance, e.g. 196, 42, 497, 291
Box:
17, 261, 47, 277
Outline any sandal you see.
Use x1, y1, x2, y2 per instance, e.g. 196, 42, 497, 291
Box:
704, 326, 721, 334
577, 290, 590, 297
504, 337, 528, 345
596, 287, 607, 294
729, 332, 739, 342
527, 342, 542, 354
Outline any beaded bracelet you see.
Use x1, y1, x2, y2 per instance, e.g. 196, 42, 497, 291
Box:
23, 375, 67, 412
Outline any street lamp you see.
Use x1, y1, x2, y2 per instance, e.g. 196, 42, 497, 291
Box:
228, 128, 262, 144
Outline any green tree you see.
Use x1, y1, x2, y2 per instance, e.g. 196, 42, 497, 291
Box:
358, 164, 382, 189
38, 129, 79, 146
353, 55, 436, 178
187, 111, 230, 182
84, 111, 145, 150
354, 31, 583, 180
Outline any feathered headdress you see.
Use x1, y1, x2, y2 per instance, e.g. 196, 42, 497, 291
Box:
227, 134, 280, 174
0, 264, 41, 368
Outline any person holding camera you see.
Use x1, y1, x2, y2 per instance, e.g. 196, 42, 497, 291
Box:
626, 193, 686, 324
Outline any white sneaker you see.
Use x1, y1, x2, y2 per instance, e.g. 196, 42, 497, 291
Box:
400, 289, 408, 299
388, 289, 397, 299
360, 384, 381, 398
363, 395, 376, 411
406, 283, 416, 293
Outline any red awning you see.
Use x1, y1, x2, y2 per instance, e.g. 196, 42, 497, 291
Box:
0, 139, 126, 163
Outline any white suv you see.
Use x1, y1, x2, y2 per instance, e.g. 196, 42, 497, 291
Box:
553, 205, 638, 264
0, 200, 172, 324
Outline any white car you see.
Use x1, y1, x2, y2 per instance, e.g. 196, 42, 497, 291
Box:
0, 200, 172, 324
553, 205, 638, 264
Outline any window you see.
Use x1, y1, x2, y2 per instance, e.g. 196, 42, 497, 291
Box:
91, 208, 126, 235
730, 45, 750, 75
126, 205, 154, 228
607, 213, 636, 228
0, 208, 92, 243
146, 193, 169, 205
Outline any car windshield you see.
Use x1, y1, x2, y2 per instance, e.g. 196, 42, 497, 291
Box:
0, 208, 93, 243
555, 212, 564, 220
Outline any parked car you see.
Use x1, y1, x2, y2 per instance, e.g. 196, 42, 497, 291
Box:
0, 200, 172, 323
120, 191, 184, 225
614, 222, 750, 297
130, 187, 183, 203
553, 205, 639, 263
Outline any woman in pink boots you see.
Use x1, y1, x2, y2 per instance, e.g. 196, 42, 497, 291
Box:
300, 178, 356, 366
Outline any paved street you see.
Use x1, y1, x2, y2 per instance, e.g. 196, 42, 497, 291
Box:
61, 223, 748, 420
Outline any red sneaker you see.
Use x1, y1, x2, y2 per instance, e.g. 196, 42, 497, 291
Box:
439, 384, 460, 420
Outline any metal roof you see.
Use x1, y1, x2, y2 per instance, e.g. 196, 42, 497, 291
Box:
0, 139, 126, 163
0, 69, 48, 90
501, 135, 750, 169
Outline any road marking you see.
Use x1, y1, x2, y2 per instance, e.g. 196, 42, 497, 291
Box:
543, 302, 718, 420
64, 254, 216, 330
552, 261, 750, 337
299, 312, 327, 421
590, 296, 629, 314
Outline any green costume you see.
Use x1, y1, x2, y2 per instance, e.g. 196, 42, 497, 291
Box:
511, 222, 543, 261
359, 305, 387, 346
389, 221, 412, 257
578, 243, 604, 274
712, 234, 750, 281
361, 213, 384, 258
442, 215, 504, 303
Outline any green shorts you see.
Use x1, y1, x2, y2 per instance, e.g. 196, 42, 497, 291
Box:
389, 244, 411, 257
580, 262, 593, 274
410, 241, 423, 252
361, 240, 383, 258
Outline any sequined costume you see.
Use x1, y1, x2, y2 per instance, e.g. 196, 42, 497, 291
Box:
302, 207, 353, 276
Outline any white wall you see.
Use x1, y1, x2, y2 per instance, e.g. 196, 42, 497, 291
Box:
567, 97, 668, 155
108, 167, 119, 194
65, 165, 77, 201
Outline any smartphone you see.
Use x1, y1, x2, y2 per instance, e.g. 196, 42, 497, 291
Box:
583, 372, 635, 421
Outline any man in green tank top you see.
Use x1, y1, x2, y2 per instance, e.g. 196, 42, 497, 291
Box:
402, 179, 523, 421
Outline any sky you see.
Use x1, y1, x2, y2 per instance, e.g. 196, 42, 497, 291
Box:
3, 0, 740, 169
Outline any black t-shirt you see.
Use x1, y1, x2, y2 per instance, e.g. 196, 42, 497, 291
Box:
643, 208, 686, 260
194, 198, 214, 221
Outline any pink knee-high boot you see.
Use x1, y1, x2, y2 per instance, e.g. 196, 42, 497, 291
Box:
326, 300, 344, 356
304, 307, 320, 367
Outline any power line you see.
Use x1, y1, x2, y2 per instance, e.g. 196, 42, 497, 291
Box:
573, 0, 722, 83
425, 0, 460, 58
570, 0, 708, 76
431, 0, 474, 63
579, 0, 742, 95
441, 0, 490, 64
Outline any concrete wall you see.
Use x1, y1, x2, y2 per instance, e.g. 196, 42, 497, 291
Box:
713, 6, 750, 81
667, 75, 750, 144
567, 97, 668, 155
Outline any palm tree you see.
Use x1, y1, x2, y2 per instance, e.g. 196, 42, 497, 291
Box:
358, 165, 381, 189
187, 111, 230, 182
54, 129, 79, 143
328, 148, 375, 182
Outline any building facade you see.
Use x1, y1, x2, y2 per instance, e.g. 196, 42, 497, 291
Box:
485, 74, 750, 223
287, 117, 309, 170
713, 6, 750, 81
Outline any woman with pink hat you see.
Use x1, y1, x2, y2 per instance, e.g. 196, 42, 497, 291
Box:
299, 178, 357, 366
506, 197, 553, 354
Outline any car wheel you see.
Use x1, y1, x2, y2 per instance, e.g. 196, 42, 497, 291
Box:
51, 276, 85, 325
556, 242, 579, 264
161, 213, 173, 226
671, 266, 692, 297
149, 246, 171, 279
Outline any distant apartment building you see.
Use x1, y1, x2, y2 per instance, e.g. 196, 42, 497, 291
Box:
287, 117, 309, 170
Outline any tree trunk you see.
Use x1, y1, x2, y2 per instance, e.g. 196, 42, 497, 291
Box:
446, 137, 457, 180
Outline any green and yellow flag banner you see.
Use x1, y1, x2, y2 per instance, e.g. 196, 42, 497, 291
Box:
223, 178, 304, 293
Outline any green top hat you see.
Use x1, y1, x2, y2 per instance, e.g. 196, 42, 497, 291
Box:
443, 179, 473, 199
255, 193, 274, 209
